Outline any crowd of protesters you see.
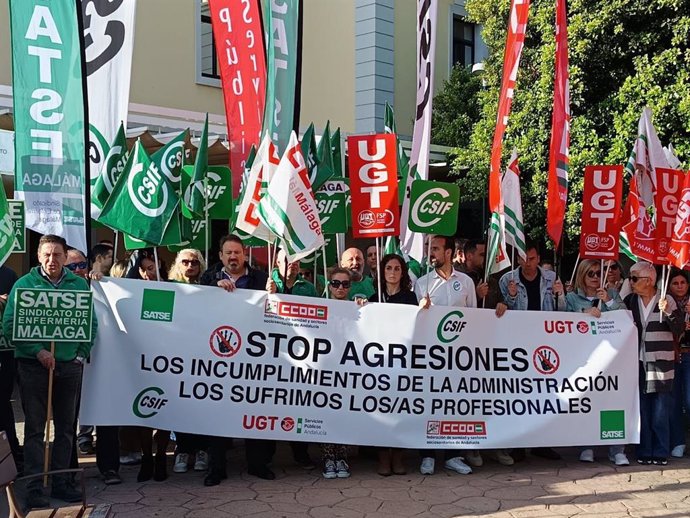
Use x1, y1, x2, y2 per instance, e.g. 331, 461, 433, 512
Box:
1, 233, 689, 509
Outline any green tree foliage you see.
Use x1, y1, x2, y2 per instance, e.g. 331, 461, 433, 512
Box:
434, 0, 690, 250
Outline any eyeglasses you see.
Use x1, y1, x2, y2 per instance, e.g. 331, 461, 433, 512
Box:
66, 261, 88, 271
586, 270, 601, 279
329, 280, 351, 289
181, 259, 200, 266
629, 275, 649, 283
608, 264, 620, 270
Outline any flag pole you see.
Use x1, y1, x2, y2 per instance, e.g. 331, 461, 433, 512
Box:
153, 247, 161, 282
248, 247, 253, 267
322, 244, 328, 299
568, 252, 581, 288
204, 177, 209, 267
113, 230, 119, 262
43, 340, 55, 487
425, 235, 432, 297
314, 249, 319, 297
376, 237, 382, 303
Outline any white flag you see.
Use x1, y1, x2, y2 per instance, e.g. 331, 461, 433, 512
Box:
257, 132, 324, 262
487, 212, 511, 275
663, 144, 682, 170
501, 150, 526, 261
399, 0, 438, 262
235, 135, 279, 243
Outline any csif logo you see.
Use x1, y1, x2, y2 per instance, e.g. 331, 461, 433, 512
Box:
127, 147, 172, 217
410, 187, 455, 228
132, 387, 168, 418
437, 311, 466, 344
141, 289, 175, 322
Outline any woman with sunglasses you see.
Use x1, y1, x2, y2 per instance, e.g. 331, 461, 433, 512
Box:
667, 269, 690, 459
565, 260, 628, 464
167, 250, 211, 475
368, 254, 416, 476
624, 261, 684, 465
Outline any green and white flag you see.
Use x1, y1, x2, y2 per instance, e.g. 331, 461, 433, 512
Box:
619, 230, 638, 262
99, 141, 179, 244
313, 122, 336, 191
10, 0, 88, 252
92, 123, 129, 218
185, 115, 208, 217
257, 132, 324, 262
0, 182, 16, 267
501, 150, 526, 261
486, 212, 511, 275
331, 127, 343, 178
152, 129, 189, 192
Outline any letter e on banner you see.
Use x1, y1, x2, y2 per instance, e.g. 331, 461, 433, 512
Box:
654, 168, 683, 264
580, 166, 622, 259
347, 134, 399, 238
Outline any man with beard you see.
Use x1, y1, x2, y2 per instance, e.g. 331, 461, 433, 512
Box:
200, 235, 273, 485
340, 248, 375, 300
415, 235, 476, 476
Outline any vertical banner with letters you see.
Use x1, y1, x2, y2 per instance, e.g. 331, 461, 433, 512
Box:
81, 0, 137, 218
400, 0, 438, 261
262, 0, 302, 154
653, 168, 683, 264
10, 0, 88, 252
579, 166, 623, 260
209, 0, 266, 196
668, 170, 690, 268
347, 134, 399, 239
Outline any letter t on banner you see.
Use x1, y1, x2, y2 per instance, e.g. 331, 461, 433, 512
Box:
579, 166, 623, 260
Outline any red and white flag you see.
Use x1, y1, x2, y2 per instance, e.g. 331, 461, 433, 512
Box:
668, 171, 690, 268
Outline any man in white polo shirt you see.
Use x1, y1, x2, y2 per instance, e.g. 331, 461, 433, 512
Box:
415, 235, 476, 476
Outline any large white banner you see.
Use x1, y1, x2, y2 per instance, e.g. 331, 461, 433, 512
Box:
81, 0, 137, 217
82, 278, 640, 448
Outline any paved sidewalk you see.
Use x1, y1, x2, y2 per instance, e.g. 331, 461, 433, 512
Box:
5, 444, 689, 518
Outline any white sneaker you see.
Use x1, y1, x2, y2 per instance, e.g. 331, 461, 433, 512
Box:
173, 453, 189, 473
420, 457, 435, 475
579, 449, 594, 462
322, 460, 337, 479
609, 452, 630, 466
194, 451, 209, 471
465, 450, 483, 467
492, 449, 514, 466
335, 459, 351, 478
671, 445, 685, 458
444, 456, 472, 475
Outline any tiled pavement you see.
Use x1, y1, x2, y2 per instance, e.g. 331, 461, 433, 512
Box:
5, 443, 690, 518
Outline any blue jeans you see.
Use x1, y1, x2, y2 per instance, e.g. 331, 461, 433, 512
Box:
670, 353, 690, 449
638, 390, 672, 459
18, 359, 83, 490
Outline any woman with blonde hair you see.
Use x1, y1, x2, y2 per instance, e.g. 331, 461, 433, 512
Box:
168, 249, 206, 284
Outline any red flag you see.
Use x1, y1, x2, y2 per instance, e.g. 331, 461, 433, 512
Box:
653, 168, 683, 264
209, 0, 266, 195
668, 171, 690, 268
579, 166, 623, 260
546, 0, 570, 247
488, 0, 530, 213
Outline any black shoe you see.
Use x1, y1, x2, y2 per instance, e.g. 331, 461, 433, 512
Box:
137, 454, 154, 482
636, 456, 652, 465
295, 456, 316, 470
102, 470, 122, 485
203, 471, 227, 486
78, 442, 95, 455
51, 484, 82, 503
26, 489, 49, 509
532, 447, 561, 460
652, 457, 668, 466
247, 465, 276, 480
511, 448, 526, 462
153, 453, 168, 481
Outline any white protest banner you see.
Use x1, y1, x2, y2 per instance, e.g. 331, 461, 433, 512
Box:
82, 278, 640, 448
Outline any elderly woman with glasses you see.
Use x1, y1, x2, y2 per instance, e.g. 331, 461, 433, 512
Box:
168, 249, 206, 284
565, 260, 628, 465
624, 261, 684, 465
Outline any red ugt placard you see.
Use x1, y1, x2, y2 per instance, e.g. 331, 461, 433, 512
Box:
347, 134, 399, 238
654, 168, 684, 264
580, 166, 623, 259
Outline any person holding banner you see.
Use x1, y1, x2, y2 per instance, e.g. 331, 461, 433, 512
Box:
0, 265, 19, 468
3, 235, 97, 509
369, 254, 417, 476
624, 261, 684, 465
200, 235, 274, 485
564, 260, 629, 466
415, 235, 476, 475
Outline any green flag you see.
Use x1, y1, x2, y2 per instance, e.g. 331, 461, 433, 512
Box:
180, 165, 233, 220
151, 129, 189, 193
313, 122, 335, 191
99, 141, 179, 244
331, 127, 343, 178
92, 122, 129, 218
186, 115, 208, 216
0, 182, 16, 267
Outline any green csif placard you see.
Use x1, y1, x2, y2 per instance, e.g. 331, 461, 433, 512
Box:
9, 200, 26, 253
407, 180, 460, 235
12, 288, 93, 343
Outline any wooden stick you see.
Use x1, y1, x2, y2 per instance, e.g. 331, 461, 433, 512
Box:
43, 341, 55, 487
376, 237, 382, 303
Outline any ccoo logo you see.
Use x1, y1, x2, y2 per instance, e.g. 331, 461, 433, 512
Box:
132, 387, 168, 418
437, 311, 467, 344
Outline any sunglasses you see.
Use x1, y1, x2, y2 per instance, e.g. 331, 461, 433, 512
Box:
329, 280, 351, 289
608, 264, 620, 270
629, 275, 649, 283
586, 270, 601, 279
66, 261, 88, 271
181, 259, 200, 266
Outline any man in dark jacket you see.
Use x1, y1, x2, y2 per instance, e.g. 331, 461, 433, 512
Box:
200, 235, 272, 486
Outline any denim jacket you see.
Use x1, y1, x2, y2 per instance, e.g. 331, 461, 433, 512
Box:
499, 266, 566, 311
565, 288, 624, 313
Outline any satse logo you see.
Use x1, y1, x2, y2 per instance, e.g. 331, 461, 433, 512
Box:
141, 289, 175, 322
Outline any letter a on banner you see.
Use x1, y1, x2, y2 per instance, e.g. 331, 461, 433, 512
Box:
10, 0, 89, 253
347, 134, 399, 239
579, 166, 622, 260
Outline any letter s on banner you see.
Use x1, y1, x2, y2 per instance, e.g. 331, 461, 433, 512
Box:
579, 165, 623, 260
347, 134, 399, 239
